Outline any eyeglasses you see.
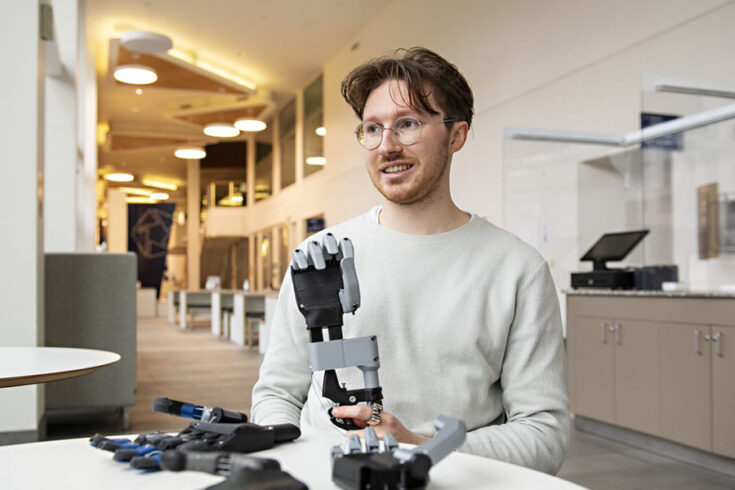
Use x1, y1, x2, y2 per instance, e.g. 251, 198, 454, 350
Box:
355, 116, 458, 150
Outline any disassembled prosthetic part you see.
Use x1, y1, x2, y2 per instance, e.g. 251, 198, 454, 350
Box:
291, 233, 383, 430
160, 451, 307, 490
91, 398, 300, 475
152, 396, 249, 424
331, 416, 467, 490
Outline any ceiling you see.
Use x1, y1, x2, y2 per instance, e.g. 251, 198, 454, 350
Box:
87, 0, 392, 199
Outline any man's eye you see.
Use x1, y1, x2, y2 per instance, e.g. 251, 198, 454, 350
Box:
364, 124, 381, 134
398, 118, 419, 130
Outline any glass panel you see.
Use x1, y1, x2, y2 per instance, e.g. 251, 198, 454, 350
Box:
641, 80, 735, 291
255, 124, 273, 202
503, 137, 643, 326
279, 99, 296, 189
212, 181, 246, 207
303, 73, 325, 177
259, 231, 273, 290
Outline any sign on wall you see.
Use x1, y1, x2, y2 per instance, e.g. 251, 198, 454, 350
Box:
128, 203, 175, 297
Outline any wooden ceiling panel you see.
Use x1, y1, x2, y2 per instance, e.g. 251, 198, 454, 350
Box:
173, 105, 268, 126
110, 134, 190, 151
117, 47, 247, 95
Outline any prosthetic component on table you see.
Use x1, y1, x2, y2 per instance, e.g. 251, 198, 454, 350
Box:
330, 416, 467, 490
160, 450, 308, 490
152, 396, 248, 424
291, 234, 382, 430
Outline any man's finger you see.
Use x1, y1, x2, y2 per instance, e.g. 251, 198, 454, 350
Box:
332, 404, 372, 421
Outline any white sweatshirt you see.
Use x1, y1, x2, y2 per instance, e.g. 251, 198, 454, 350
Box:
251, 209, 570, 474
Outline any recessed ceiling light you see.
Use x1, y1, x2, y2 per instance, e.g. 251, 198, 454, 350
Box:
114, 64, 157, 85
174, 147, 207, 159
135, 88, 143, 95
118, 187, 152, 196
150, 192, 169, 200
305, 157, 326, 166
234, 119, 267, 132
126, 196, 157, 204
120, 31, 172, 54
315, 126, 326, 136
203, 122, 240, 138
142, 179, 177, 191
104, 172, 135, 182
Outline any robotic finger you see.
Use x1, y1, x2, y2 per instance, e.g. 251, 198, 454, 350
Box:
330, 417, 467, 490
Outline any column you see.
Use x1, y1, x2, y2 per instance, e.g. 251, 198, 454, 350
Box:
0, 0, 45, 443
186, 159, 201, 290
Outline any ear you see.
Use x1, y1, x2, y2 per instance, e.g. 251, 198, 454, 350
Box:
448, 121, 469, 154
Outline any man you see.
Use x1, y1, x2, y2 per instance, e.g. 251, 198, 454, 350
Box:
252, 47, 569, 474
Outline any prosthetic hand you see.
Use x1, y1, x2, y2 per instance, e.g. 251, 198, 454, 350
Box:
291, 233, 383, 430
331, 416, 466, 490
160, 451, 307, 490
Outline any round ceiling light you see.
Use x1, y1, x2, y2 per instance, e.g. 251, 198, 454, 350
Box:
315, 126, 327, 136
174, 147, 207, 159
120, 31, 173, 54
234, 119, 267, 132
104, 172, 135, 182
305, 157, 326, 166
113, 64, 158, 85
203, 122, 240, 138
150, 192, 170, 200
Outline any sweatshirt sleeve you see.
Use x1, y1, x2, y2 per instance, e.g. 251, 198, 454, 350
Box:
251, 271, 312, 426
459, 260, 570, 474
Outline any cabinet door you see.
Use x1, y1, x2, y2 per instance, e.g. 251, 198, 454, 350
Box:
660, 323, 711, 451
712, 325, 735, 458
569, 316, 615, 423
614, 321, 661, 436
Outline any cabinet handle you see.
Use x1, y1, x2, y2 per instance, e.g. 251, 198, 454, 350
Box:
695, 330, 702, 355
713, 332, 723, 357
614, 323, 621, 345
600, 322, 607, 344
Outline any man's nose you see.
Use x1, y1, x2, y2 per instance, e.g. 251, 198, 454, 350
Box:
378, 127, 402, 156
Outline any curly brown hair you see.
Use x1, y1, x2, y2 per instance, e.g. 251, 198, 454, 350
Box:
341, 47, 474, 128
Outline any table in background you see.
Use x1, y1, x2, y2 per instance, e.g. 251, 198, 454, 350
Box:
0, 347, 121, 388
0, 429, 586, 489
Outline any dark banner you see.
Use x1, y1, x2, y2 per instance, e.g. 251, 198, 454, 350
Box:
128, 203, 175, 298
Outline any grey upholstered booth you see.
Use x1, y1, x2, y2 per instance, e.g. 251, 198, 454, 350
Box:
44, 253, 137, 428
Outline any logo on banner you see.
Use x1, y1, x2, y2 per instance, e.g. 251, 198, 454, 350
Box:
131, 208, 173, 259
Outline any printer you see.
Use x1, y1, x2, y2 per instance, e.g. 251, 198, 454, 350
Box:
571, 230, 678, 290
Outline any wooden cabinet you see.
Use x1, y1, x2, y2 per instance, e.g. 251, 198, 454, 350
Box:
713, 325, 735, 458
567, 294, 735, 458
659, 323, 711, 451
568, 316, 660, 434
614, 320, 661, 437
568, 316, 615, 423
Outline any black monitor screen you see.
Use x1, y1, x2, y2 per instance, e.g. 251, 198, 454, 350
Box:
580, 230, 649, 262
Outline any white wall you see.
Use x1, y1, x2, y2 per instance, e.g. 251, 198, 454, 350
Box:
0, 0, 45, 440
44, 0, 96, 252
44, 0, 79, 252
205, 0, 735, 308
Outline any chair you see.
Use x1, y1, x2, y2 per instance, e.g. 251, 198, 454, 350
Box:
245, 311, 265, 348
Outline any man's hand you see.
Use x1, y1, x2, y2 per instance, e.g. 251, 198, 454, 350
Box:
332, 405, 430, 446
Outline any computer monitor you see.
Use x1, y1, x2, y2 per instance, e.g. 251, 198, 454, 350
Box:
581, 230, 649, 270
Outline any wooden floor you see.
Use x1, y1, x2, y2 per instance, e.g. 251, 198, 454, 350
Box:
47, 314, 735, 489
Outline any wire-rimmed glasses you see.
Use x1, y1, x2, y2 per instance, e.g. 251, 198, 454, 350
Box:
355, 116, 458, 150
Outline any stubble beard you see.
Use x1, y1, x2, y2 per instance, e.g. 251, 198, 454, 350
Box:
369, 145, 450, 206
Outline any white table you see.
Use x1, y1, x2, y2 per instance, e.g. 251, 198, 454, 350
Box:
0, 429, 586, 489
0, 347, 121, 388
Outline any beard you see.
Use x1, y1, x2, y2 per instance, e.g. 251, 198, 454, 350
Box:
368, 145, 450, 205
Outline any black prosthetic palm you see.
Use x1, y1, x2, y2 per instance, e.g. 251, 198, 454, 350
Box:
291, 233, 382, 430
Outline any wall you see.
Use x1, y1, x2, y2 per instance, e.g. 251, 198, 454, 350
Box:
0, 0, 45, 442
205, 0, 735, 303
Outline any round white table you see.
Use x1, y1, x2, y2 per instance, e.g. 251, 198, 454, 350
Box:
0, 347, 121, 388
0, 429, 586, 489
